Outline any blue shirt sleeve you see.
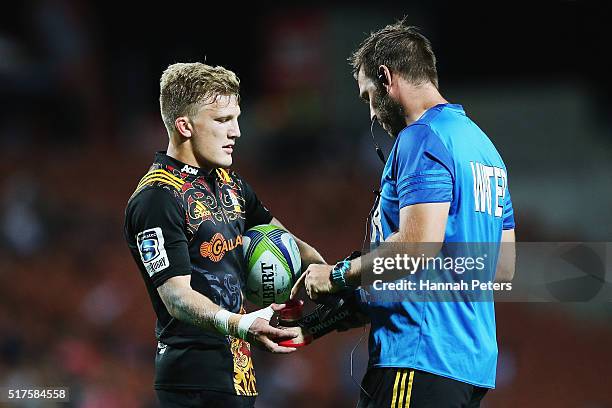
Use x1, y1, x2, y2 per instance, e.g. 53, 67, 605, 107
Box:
502, 188, 515, 230
395, 124, 454, 208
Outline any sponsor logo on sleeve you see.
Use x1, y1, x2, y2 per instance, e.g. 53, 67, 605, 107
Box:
137, 227, 170, 276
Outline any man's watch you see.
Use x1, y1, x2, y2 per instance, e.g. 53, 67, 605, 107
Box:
330, 260, 352, 290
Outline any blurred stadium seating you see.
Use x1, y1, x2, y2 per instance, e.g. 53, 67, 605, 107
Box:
1, 1, 610, 407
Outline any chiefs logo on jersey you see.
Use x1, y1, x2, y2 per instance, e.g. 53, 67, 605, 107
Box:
200, 233, 243, 262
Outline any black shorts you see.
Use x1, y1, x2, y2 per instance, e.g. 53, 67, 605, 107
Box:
156, 389, 256, 408
356, 368, 488, 408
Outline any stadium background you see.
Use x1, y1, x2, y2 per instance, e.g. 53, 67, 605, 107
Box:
1, 1, 610, 407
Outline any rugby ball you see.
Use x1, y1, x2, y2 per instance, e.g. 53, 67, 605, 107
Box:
242, 225, 301, 306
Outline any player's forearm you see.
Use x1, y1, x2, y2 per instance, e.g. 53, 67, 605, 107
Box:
295, 237, 326, 269
494, 243, 515, 281
172, 292, 254, 338
159, 278, 277, 341
160, 284, 222, 332
494, 229, 516, 282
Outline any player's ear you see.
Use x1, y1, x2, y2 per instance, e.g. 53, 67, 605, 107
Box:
377, 65, 392, 92
175, 116, 193, 138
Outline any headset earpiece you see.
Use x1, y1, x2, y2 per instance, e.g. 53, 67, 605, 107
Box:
378, 66, 389, 86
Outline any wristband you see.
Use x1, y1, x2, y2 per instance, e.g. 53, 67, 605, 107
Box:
213, 309, 233, 336
331, 260, 351, 289
237, 306, 274, 339
214, 306, 274, 340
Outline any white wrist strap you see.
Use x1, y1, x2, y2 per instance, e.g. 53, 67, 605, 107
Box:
214, 306, 275, 340
213, 309, 233, 336
237, 306, 274, 339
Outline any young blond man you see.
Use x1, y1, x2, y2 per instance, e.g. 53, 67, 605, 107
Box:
124, 63, 324, 407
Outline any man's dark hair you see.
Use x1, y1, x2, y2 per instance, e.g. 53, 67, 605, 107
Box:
349, 18, 438, 89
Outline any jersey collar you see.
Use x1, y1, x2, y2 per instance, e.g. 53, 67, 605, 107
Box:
154, 151, 217, 179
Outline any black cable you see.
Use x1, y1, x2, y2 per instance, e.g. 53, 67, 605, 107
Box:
350, 326, 371, 403
371, 115, 386, 165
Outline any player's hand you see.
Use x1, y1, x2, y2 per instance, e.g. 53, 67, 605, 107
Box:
291, 263, 336, 301
275, 300, 313, 347
246, 305, 299, 354
275, 324, 313, 347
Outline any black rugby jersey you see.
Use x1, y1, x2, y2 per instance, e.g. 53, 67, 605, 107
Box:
124, 152, 272, 395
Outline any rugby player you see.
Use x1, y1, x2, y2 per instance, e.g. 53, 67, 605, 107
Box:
124, 62, 325, 407
289, 19, 516, 407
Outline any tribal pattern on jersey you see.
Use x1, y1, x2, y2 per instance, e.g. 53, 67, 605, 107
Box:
125, 152, 273, 395
133, 162, 248, 242
230, 335, 257, 396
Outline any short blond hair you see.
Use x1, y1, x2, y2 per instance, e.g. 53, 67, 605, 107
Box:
159, 62, 240, 132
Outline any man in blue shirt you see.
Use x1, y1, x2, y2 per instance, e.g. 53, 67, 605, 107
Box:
294, 19, 516, 407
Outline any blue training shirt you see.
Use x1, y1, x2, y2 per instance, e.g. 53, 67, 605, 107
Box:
367, 103, 515, 388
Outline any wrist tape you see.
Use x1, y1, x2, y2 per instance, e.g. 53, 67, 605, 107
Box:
214, 306, 274, 340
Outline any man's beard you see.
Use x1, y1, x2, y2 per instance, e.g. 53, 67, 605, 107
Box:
373, 91, 406, 138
